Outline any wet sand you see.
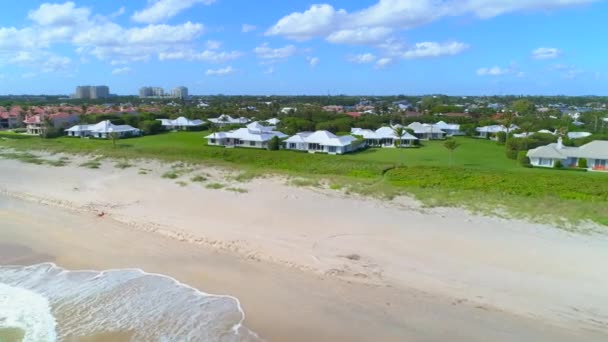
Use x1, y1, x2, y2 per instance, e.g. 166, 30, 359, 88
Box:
1, 156, 608, 341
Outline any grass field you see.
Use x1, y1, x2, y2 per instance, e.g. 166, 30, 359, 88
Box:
1, 131, 606, 227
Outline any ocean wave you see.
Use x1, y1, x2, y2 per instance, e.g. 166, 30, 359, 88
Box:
0, 263, 262, 341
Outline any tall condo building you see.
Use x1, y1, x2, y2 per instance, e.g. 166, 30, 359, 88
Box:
172, 86, 188, 99
74, 86, 110, 99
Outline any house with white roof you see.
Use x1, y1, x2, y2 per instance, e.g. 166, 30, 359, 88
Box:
65, 120, 140, 139
527, 138, 608, 171
433, 121, 462, 136
475, 124, 519, 139
280, 107, 297, 114
285, 130, 363, 155
158, 116, 204, 130
208, 115, 250, 127
351, 127, 418, 147
205, 121, 287, 149
265, 118, 280, 126
407, 122, 446, 140
567, 132, 592, 139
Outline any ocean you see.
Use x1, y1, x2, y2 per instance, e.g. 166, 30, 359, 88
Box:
0, 263, 261, 342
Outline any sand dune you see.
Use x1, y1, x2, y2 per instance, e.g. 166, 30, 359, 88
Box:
1, 155, 607, 341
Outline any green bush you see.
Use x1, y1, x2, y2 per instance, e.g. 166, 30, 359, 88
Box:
496, 131, 506, 144
578, 158, 588, 169
139, 120, 163, 135
267, 136, 280, 151
517, 151, 531, 168
505, 148, 518, 160
554, 160, 562, 169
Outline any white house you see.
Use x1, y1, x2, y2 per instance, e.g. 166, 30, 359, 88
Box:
285, 130, 363, 155
476, 124, 519, 139
433, 121, 463, 136
65, 120, 140, 139
158, 116, 204, 130
567, 131, 592, 140
527, 138, 608, 171
407, 122, 446, 140
351, 127, 418, 147
206, 121, 287, 149
280, 107, 297, 114
208, 115, 250, 127
265, 118, 280, 126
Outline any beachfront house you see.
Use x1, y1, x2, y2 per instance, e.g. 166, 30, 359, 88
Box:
285, 130, 364, 155
65, 120, 141, 139
526, 138, 608, 171
351, 126, 418, 147
158, 116, 205, 130
24, 113, 79, 135
407, 122, 446, 140
433, 121, 463, 136
208, 115, 250, 127
206, 121, 287, 149
476, 124, 519, 139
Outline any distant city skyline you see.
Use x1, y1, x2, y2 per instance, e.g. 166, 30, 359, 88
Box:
0, 1, 606, 96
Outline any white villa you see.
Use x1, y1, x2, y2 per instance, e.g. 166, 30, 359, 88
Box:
351, 127, 418, 147
206, 121, 287, 149
285, 130, 363, 155
433, 121, 463, 136
265, 118, 280, 126
208, 115, 250, 127
65, 120, 141, 139
527, 138, 608, 171
567, 132, 592, 139
476, 124, 519, 139
158, 116, 204, 130
407, 122, 446, 140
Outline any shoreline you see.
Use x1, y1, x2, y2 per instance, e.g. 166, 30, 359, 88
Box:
1, 156, 608, 341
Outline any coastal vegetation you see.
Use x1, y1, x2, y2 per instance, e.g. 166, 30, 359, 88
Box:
0, 131, 606, 226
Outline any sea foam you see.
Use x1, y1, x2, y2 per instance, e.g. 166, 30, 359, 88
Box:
0, 263, 262, 341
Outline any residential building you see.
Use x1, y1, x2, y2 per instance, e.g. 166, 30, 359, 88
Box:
475, 124, 519, 139
158, 116, 204, 130
407, 122, 446, 140
285, 130, 363, 155
568, 132, 592, 139
208, 114, 250, 127
172, 86, 188, 99
206, 121, 287, 149
65, 120, 140, 139
23, 113, 79, 135
433, 121, 463, 136
527, 138, 608, 172
351, 127, 418, 147
280, 107, 297, 114
74, 86, 110, 99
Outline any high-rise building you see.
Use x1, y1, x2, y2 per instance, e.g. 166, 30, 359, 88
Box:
139, 87, 153, 98
172, 86, 188, 99
74, 86, 110, 99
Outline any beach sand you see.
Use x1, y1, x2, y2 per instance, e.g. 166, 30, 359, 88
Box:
1, 155, 607, 341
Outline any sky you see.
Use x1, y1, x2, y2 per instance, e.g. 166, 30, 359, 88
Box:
0, 0, 606, 96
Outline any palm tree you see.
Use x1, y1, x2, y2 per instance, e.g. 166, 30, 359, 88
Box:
501, 112, 516, 145
444, 139, 460, 166
392, 125, 405, 148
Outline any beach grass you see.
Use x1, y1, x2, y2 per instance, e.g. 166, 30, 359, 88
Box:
0, 131, 606, 226
206, 182, 225, 189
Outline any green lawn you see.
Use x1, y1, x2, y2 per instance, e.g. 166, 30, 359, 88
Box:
1, 131, 606, 227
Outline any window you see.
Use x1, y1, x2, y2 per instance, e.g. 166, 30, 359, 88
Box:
289, 143, 296, 149
328, 146, 337, 153
210, 139, 216, 144
539, 158, 552, 166
249, 141, 255, 146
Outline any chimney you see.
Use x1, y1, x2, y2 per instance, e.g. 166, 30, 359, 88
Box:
557, 137, 563, 149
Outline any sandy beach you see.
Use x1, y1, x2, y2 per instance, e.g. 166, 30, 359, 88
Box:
1, 154, 607, 341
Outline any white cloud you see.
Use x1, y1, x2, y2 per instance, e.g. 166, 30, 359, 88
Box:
206, 66, 236, 76
532, 47, 561, 59
401, 41, 468, 59
110, 6, 126, 18
132, 0, 216, 24
159, 49, 242, 63
242, 24, 257, 33
253, 43, 298, 60
7, 51, 71, 73
326, 27, 393, 45
264, 66, 275, 74
205, 40, 222, 50
22, 72, 37, 79
306, 56, 320, 68
267, 0, 597, 45
374, 57, 393, 69
112, 66, 132, 75
28, 2, 91, 27
347, 53, 376, 64
477, 66, 509, 76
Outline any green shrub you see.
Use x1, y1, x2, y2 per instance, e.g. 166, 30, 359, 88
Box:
139, 120, 163, 135
496, 131, 506, 144
505, 148, 518, 160
517, 151, 531, 168
162, 171, 179, 179
206, 182, 225, 189
267, 136, 281, 151
578, 158, 588, 169
554, 160, 562, 169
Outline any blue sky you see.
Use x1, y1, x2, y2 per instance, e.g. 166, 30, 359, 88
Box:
0, 0, 605, 95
